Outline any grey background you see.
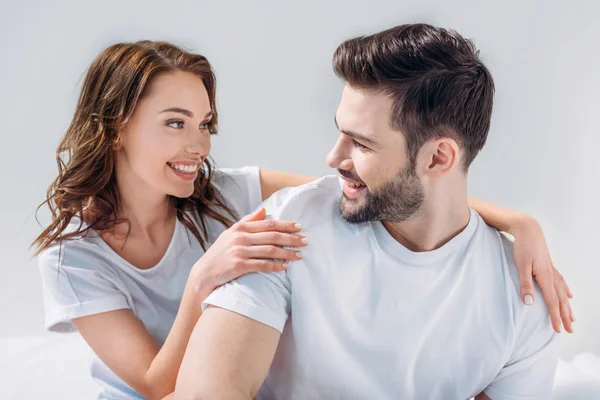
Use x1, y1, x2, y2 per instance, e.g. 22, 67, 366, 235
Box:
0, 0, 597, 362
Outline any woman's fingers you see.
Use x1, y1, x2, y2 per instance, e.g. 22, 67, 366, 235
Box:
249, 231, 308, 247
553, 273, 574, 333
243, 245, 304, 261
243, 259, 290, 274
242, 219, 302, 234
558, 270, 574, 299
517, 262, 535, 305
239, 207, 267, 222
535, 272, 562, 333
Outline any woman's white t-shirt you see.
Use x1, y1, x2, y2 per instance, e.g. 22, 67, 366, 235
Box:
38, 167, 262, 399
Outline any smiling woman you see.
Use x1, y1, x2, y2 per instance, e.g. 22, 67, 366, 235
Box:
31, 41, 311, 400
33, 42, 233, 252
115, 71, 215, 198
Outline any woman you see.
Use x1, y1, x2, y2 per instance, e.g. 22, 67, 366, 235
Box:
33, 41, 572, 400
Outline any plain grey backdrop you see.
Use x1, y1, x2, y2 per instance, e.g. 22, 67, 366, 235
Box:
0, 0, 597, 362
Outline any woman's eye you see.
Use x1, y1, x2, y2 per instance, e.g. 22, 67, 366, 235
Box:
167, 120, 184, 129
200, 122, 217, 135
352, 140, 370, 151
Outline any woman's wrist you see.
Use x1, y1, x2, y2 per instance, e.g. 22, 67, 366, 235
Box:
507, 212, 539, 237
181, 266, 215, 317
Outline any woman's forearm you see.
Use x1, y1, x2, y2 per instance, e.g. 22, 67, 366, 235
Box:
144, 281, 212, 399
259, 169, 317, 201
467, 196, 535, 236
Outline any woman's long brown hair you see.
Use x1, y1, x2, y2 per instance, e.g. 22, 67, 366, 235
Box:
32, 40, 237, 256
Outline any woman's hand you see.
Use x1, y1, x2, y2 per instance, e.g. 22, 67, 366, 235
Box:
512, 216, 574, 333
189, 207, 307, 294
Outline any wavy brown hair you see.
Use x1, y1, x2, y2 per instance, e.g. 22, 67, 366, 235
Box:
32, 40, 237, 256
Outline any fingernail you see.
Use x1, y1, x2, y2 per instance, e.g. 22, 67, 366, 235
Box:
524, 295, 533, 305
282, 263, 289, 269
294, 223, 302, 230
300, 237, 309, 244
296, 252, 303, 258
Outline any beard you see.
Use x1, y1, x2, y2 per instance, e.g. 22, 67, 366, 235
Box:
339, 164, 424, 224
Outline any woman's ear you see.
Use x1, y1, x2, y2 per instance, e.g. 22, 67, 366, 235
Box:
112, 136, 122, 150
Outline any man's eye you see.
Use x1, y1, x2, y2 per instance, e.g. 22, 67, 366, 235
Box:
353, 140, 370, 151
167, 120, 184, 129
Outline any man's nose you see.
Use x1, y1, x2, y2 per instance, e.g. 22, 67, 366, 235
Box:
326, 137, 352, 170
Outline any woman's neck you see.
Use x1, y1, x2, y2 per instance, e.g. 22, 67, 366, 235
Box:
110, 160, 176, 238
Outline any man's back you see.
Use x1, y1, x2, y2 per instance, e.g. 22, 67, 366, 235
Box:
203, 176, 558, 400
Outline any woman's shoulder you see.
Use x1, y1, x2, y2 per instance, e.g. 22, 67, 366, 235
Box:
37, 218, 108, 272
209, 166, 262, 218
210, 166, 260, 193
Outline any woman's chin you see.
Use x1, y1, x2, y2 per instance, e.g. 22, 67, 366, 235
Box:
168, 185, 195, 200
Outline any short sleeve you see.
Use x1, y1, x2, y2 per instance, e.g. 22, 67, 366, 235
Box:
202, 186, 298, 333
483, 285, 559, 400
38, 242, 130, 333
211, 166, 262, 219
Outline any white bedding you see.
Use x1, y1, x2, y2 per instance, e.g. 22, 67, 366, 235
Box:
1, 334, 599, 399
0, 334, 96, 399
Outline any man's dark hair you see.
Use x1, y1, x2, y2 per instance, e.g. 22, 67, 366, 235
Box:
333, 23, 495, 171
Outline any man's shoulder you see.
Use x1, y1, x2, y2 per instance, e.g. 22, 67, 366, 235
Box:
471, 213, 521, 292
471, 214, 552, 326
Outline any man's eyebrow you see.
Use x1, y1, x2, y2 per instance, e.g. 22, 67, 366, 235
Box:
334, 116, 379, 146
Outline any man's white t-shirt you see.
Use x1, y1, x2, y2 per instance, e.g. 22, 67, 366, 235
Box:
203, 175, 559, 400
38, 167, 263, 400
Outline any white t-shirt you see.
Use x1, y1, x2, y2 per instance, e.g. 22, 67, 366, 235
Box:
38, 167, 262, 400
204, 175, 559, 400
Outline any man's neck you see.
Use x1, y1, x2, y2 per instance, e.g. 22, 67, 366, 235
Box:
381, 185, 470, 252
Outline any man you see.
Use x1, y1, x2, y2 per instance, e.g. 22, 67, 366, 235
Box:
175, 23, 558, 399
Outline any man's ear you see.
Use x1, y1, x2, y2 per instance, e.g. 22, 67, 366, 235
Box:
419, 137, 459, 177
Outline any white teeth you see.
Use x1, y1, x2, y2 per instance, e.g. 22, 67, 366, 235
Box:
170, 163, 197, 173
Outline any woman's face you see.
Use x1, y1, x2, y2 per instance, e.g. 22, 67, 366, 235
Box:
116, 70, 213, 200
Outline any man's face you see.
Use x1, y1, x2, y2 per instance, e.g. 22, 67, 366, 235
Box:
326, 85, 424, 223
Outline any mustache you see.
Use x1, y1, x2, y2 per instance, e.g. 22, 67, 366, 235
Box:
337, 169, 363, 183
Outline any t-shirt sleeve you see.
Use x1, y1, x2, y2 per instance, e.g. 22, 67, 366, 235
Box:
483, 285, 559, 400
202, 186, 298, 333
38, 243, 130, 333
211, 166, 262, 219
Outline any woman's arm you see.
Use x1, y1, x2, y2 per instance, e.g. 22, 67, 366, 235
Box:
259, 170, 316, 201
468, 197, 574, 333
467, 197, 529, 236
72, 284, 209, 400
73, 209, 307, 399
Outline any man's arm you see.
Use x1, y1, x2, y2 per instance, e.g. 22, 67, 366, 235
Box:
175, 306, 281, 400
478, 280, 558, 400
475, 392, 492, 400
